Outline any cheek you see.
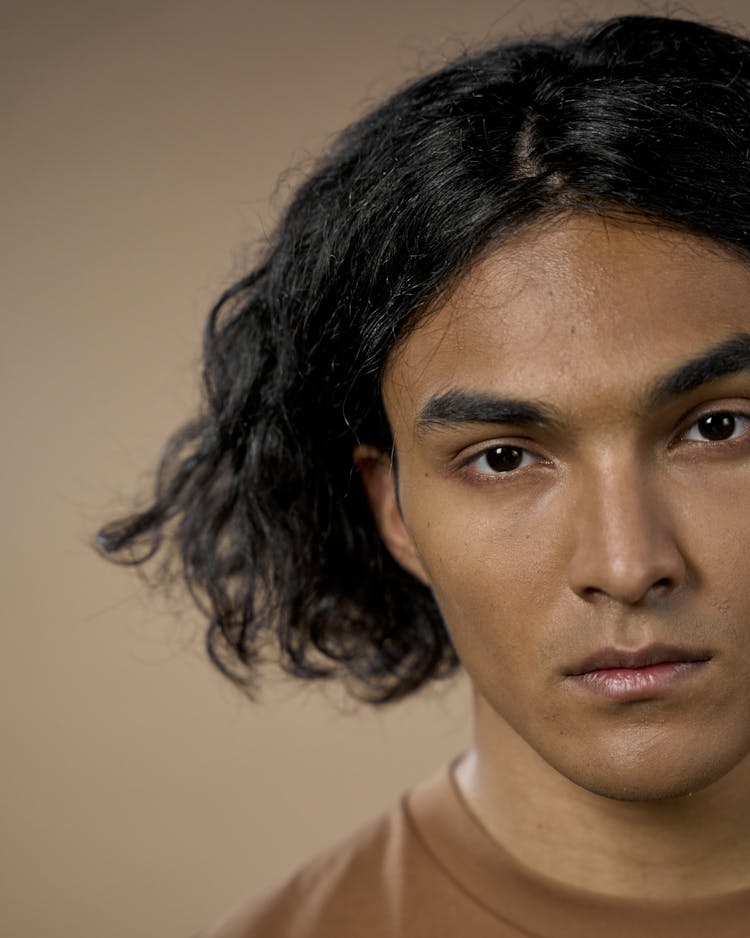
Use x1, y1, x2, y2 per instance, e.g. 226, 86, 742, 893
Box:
423, 537, 569, 751
676, 479, 750, 618
407, 495, 565, 676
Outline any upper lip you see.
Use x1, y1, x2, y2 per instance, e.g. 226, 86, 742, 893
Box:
566, 643, 712, 676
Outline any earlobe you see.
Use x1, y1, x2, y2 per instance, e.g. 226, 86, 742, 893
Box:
353, 445, 431, 587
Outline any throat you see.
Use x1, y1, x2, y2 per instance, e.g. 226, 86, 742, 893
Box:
456, 693, 750, 900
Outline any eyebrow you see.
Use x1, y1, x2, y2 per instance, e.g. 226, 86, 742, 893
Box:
646, 332, 750, 407
415, 332, 750, 436
416, 392, 564, 435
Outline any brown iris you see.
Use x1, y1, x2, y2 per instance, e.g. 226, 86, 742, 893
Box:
485, 446, 525, 472
697, 413, 737, 441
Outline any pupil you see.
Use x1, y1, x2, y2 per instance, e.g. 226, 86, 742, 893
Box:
699, 413, 735, 441
486, 446, 523, 472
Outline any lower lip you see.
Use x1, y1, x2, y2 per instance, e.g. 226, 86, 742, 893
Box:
568, 661, 709, 701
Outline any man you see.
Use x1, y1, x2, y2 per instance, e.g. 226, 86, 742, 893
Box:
100, 14, 750, 936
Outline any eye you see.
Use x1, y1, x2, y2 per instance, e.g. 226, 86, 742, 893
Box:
682, 411, 750, 443
468, 445, 537, 475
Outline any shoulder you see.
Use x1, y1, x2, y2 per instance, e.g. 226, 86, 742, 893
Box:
198, 763, 484, 938
200, 796, 415, 938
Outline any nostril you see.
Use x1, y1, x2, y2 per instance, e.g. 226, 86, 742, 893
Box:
578, 574, 677, 605
581, 586, 608, 601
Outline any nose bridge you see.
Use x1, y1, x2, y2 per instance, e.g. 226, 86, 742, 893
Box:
567, 449, 685, 604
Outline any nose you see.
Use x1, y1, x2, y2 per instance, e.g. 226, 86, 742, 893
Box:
566, 460, 687, 605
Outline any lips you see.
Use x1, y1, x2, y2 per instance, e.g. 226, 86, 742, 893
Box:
563, 643, 713, 701
566, 643, 712, 677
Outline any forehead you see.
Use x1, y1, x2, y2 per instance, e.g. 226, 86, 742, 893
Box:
383, 214, 750, 422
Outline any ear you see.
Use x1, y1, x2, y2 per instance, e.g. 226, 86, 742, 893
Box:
353, 445, 431, 587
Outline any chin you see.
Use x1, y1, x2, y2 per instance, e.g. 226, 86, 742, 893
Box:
571, 771, 714, 803
556, 742, 747, 804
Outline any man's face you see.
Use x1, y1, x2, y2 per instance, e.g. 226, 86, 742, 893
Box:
378, 213, 750, 801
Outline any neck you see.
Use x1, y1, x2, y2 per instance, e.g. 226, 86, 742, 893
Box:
454, 692, 750, 900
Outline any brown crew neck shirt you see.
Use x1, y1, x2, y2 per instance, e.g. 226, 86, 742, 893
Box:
204, 763, 750, 937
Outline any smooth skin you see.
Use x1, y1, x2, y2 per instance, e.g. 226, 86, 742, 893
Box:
356, 213, 750, 900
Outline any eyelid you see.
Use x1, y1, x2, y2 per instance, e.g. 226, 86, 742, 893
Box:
456, 435, 534, 462
457, 440, 545, 479
449, 404, 750, 477
677, 404, 750, 442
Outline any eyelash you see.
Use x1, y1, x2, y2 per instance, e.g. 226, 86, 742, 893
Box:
679, 410, 750, 444
465, 446, 541, 478
460, 409, 750, 479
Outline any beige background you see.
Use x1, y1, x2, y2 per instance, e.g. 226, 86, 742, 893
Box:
4, 1, 750, 936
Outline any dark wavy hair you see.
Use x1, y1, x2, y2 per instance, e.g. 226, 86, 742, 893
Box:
98, 14, 750, 702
